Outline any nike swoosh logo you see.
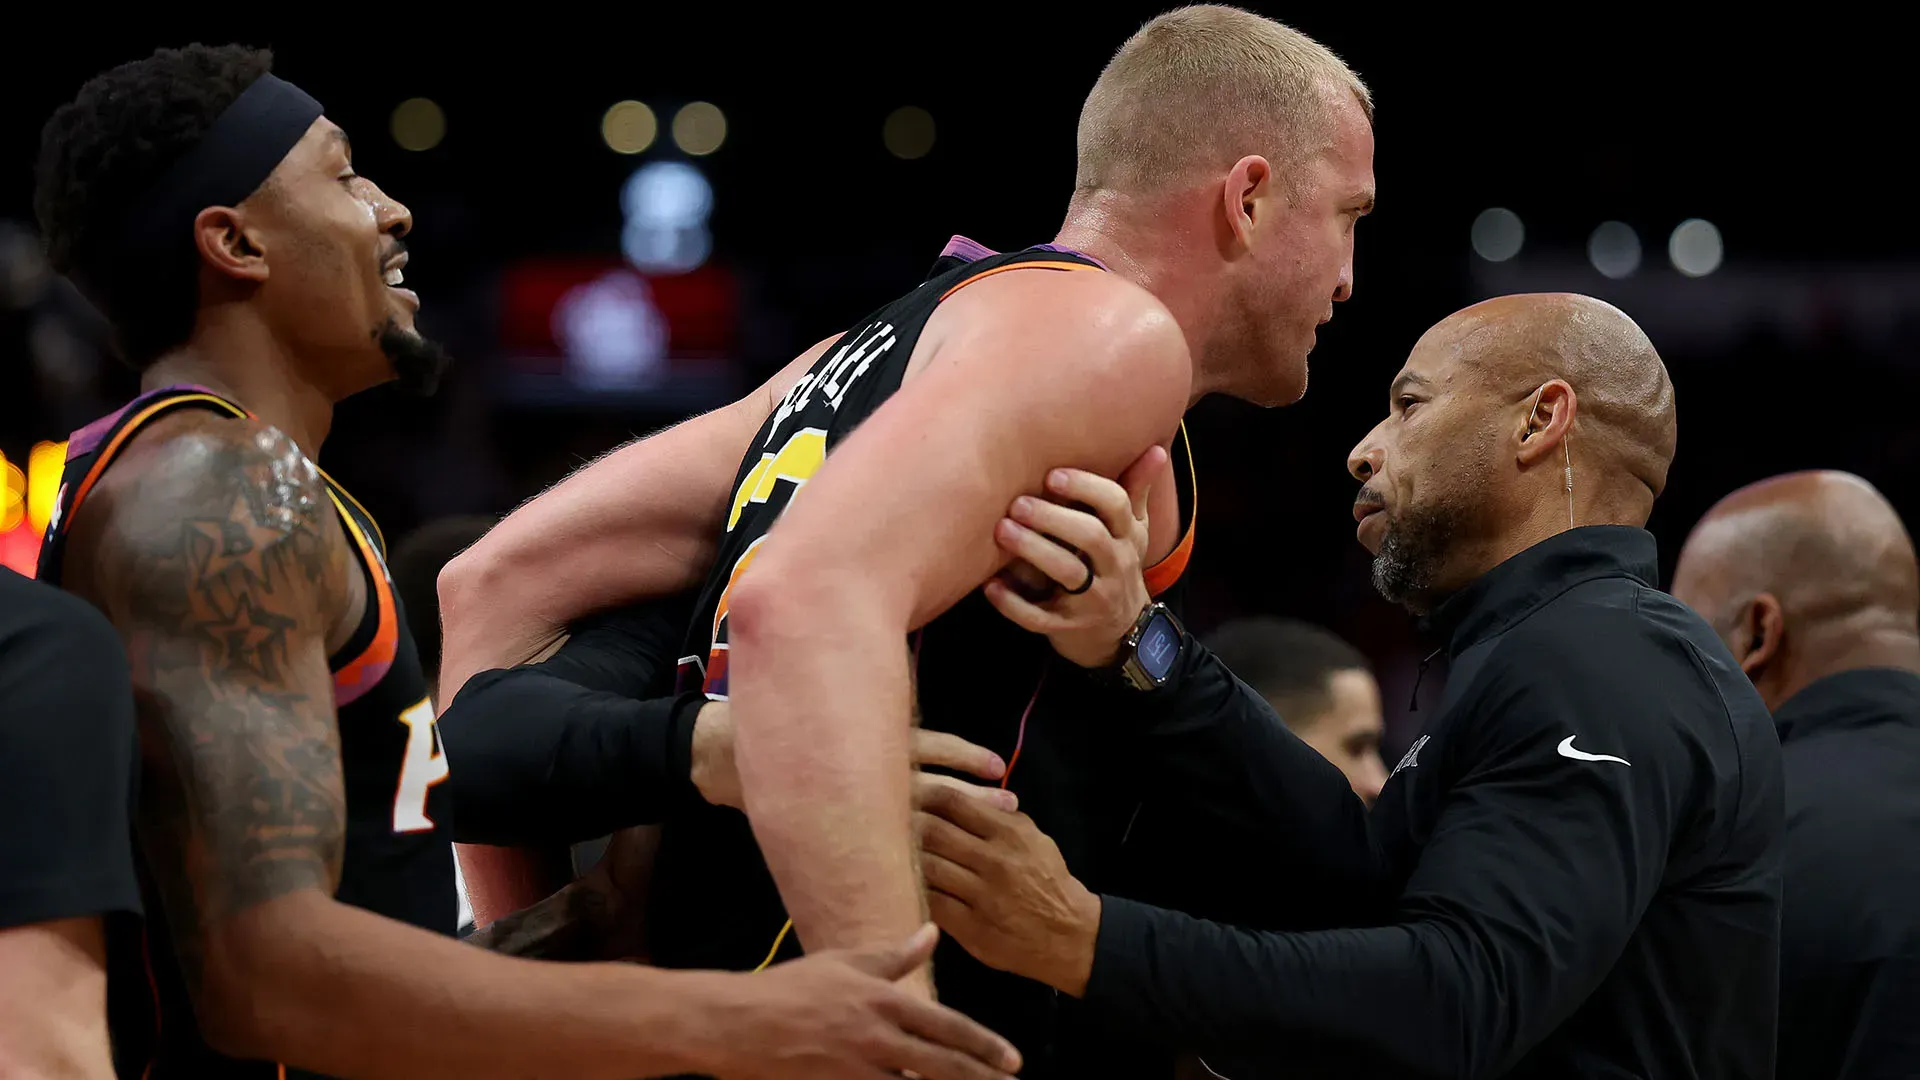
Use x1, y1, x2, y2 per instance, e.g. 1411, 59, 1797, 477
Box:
1557, 735, 1630, 766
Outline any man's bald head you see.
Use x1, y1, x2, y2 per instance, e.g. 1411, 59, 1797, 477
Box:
1673, 472, 1919, 707
1434, 293, 1677, 515
1347, 294, 1675, 613
1075, 6, 1371, 196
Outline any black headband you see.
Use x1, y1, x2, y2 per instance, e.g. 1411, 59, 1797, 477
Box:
113, 73, 325, 261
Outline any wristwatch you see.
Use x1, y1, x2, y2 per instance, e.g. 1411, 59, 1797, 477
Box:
1105, 601, 1188, 691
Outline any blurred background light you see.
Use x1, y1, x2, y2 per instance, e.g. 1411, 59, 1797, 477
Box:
621, 161, 714, 275
26, 440, 61, 535
0, 455, 23, 533
553, 271, 669, 391
1588, 221, 1642, 279
883, 106, 936, 160
1669, 218, 1724, 277
1471, 208, 1525, 262
672, 102, 727, 156
390, 98, 446, 152
602, 100, 658, 155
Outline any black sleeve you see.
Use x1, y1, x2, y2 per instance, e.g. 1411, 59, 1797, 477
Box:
1082, 625, 1696, 1078
1778, 954, 1920, 1080
1088, 638, 1389, 928
438, 593, 707, 846
0, 571, 141, 929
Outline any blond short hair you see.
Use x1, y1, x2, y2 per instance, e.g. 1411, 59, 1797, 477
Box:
1075, 5, 1372, 195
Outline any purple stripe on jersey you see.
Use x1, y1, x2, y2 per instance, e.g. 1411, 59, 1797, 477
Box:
936, 234, 1110, 271
939, 235, 998, 262
66, 410, 128, 458
66, 383, 233, 457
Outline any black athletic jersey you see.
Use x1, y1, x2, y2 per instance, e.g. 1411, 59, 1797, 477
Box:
39, 385, 455, 1080
659, 237, 1197, 1076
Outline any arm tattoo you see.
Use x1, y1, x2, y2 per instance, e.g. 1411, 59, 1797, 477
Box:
83, 419, 351, 994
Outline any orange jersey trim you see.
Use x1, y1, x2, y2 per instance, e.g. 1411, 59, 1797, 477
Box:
329, 488, 399, 707
317, 466, 387, 556
937, 259, 1103, 302
65, 393, 248, 524
710, 537, 765, 648
1142, 421, 1197, 597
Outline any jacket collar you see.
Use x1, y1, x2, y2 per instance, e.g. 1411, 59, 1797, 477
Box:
1773, 667, 1920, 742
1422, 525, 1659, 657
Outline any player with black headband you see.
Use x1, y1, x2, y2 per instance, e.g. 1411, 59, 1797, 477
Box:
32, 44, 1020, 1080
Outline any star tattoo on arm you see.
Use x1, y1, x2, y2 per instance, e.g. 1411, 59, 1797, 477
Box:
71, 415, 353, 997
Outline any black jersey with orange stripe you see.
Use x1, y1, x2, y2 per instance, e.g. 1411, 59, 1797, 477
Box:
38, 385, 454, 1080
655, 237, 1196, 1076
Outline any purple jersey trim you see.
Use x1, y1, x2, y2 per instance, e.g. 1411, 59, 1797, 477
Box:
938, 234, 1110, 272
66, 383, 233, 457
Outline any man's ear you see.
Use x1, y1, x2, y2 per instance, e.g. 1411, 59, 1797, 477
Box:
1737, 592, 1785, 679
193, 205, 269, 284
1516, 379, 1576, 467
1219, 154, 1273, 253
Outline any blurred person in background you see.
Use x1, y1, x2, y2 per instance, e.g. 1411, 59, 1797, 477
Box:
0, 569, 140, 1080
440, 12, 1375, 1072
1672, 470, 1920, 1080
1203, 615, 1387, 803
32, 43, 1016, 1080
912, 293, 1784, 1079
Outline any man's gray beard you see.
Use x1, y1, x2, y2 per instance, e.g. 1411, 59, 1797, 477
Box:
1370, 502, 1462, 615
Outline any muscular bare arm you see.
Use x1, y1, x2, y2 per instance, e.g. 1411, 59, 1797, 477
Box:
439, 345, 833, 928
436, 340, 838, 706
727, 271, 1191, 965
64, 415, 1020, 1080
65, 416, 673, 1075
0, 918, 114, 1080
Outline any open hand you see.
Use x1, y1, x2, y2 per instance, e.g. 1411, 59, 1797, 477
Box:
702, 924, 1021, 1080
916, 782, 1101, 998
984, 446, 1163, 669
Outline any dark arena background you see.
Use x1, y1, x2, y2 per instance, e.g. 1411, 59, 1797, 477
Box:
3, 7, 1912, 757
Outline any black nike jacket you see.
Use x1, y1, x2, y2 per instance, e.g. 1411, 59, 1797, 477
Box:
1082, 526, 1785, 1080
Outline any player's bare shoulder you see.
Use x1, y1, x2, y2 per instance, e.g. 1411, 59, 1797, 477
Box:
918, 266, 1190, 401
64, 410, 355, 648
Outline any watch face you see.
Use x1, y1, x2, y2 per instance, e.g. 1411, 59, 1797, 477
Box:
1136, 611, 1182, 682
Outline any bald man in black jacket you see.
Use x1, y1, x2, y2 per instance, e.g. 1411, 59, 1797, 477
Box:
1675, 469, 1920, 1080
915, 294, 1784, 1080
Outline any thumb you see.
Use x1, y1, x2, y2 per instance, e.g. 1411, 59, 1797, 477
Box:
843, 923, 939, 979
1119, 444, 1167, 524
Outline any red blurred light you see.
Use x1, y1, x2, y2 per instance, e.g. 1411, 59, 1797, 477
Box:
498, 257, 738, 366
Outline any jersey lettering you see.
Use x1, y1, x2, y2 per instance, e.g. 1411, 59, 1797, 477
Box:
764, 322, 894, 449
392, 697, 449, 832
706, 420, 834, 697
727, 428, 826, 532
